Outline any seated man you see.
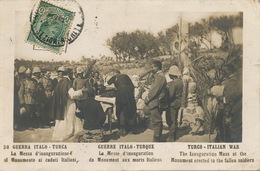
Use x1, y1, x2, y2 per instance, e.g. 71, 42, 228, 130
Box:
76, 88, 106, 142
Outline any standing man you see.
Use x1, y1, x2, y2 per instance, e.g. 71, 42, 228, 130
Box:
14, 66, 26, 130
107, 70, 137, 136
32, 67, 46, 127
166, 65, 183, 142
19, 67, 39, 129
222, 64, 242, 142
41, 70, 55, 126
145, 61, 167, 142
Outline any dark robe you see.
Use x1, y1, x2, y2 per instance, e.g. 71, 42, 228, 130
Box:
77, 98, 106, 130
108, 74, 136, 120
50, 77, 72, 120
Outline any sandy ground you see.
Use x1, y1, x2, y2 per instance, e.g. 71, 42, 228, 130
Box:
14, 122, 216, 143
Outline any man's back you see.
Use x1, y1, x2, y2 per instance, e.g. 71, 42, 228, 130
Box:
147, 71, 167, 109
108, 74, 134, 90
78, 99, 106, 130
168, 78, 183, 108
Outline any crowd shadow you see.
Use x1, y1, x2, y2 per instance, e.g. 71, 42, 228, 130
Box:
161, 126, 192, 142
103, 118, 150, 142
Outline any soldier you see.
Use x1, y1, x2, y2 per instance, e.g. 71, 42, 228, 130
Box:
18, 67, 39, 129
32, 67, 46, 128
222, 64, 242, 142
14, 66, 26, 130
145, 61, 167, 142
41, 70, 55, 125
25, 68, 32, 79
166, 65, 183, 142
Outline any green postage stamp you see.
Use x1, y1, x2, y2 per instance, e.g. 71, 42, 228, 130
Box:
26, 0, 75, 53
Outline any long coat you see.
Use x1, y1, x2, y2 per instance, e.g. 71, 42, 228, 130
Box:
50, 77, 72, 120
107, 74, 136, 120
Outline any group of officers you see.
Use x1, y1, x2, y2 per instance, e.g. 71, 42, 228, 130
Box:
14, 66, 54, 130
13, 65, 104, 131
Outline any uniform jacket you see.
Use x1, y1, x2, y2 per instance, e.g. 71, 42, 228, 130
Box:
41, 77, 54, 98
32, 77, 46, 104
18, 78, 38, 105
168, 77, 183, 108
146, 71, 167, 110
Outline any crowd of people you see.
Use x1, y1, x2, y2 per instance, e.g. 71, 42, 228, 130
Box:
14, 65, 107, 142
14, 60, 242, 142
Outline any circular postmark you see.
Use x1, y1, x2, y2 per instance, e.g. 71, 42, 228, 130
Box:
30, 6, 73, 47
30, 0, 84, 47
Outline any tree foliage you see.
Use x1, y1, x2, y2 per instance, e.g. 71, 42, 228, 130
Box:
107, 30, 160, 62
210, 13, 243, 51
157, 24, 179, 55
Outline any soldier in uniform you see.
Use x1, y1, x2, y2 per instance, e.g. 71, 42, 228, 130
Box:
32, 67, 46, 127
18, 67, 39, 129
41, 70, 55, 125
145, 61, 167, 142
14, 66, 26, 130
166, 65, 183, 142
222, 64, 242, 142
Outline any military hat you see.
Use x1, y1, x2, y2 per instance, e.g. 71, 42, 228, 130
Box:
32, 67, 41, 73
168, 65, 181, 76
58, 66, 65, 72
18, 66, 26, 73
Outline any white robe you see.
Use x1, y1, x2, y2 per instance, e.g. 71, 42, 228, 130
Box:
52, 88, 83, 141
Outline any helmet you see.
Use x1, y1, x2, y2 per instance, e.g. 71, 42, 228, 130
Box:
58, 66, 65, 72
32, 67, 41, 73
18, 66, 26, 73
76, 66, 84, 74
168, 65, 181, 76
25, 68, 31, 74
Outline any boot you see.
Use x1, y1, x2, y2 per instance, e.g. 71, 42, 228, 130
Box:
119, 126, 127, 137
166, 134, 175, 142
120, 129, 127, 137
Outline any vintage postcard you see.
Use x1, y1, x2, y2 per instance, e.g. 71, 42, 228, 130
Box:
0, 0, 259, 170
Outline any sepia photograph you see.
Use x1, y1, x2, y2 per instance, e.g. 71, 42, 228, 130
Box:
14, 1, 243, 143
